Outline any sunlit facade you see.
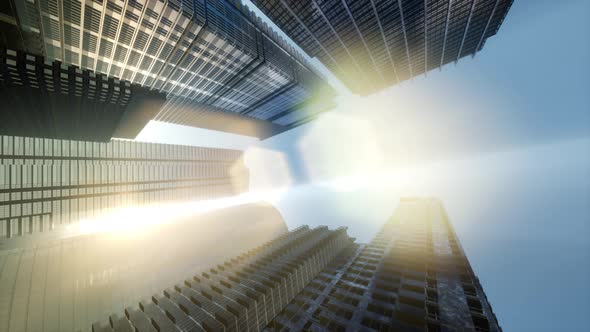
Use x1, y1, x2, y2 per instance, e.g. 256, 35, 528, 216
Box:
0, 203, 287, 332
0, 135, 248, 240
93, 225, 353, 332
85, 198, 502, 332
266, 198, 502, 331
251, 0, 513, 95
3, 0, 336, 138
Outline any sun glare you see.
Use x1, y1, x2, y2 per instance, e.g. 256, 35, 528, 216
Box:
65, 189, 284, 237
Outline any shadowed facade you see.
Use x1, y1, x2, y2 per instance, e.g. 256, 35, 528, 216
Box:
250, 0, 513, 95
1, 0, 336, 139
266, 198, 501, 331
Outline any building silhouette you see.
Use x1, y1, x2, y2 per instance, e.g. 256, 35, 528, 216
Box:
1, 0, 336, 139
0, 135, 248, 240
251, 0, 513, 95
0, 48, 166, 141
92, 198, 500, 332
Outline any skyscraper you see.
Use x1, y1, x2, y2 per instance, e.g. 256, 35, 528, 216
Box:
2, 0, 336, 139
267, 198, 501, 331
92, 225, 354, 332
0, 48, 166, 141
0, 203, 288, 332
0, 134, 248, 240
91, 198, 500, 332
250, 0, 513, 95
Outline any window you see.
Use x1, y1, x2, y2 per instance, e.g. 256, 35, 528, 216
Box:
367, 303, 393, 317
426, 304, 439, 320
472, 315, 490, 331
361, 316, 391, 331
426, 290, 438, 302
399, 295, 423, 309
372, 292, 396, 304
467, 298, 483, 314
402, 283, 424, 294
463, 284, 477, 296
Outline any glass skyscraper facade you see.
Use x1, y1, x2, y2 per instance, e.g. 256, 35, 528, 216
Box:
0, 0, 516, 330
0, 135, 248, 240
93, 225, 354, 332
267, 198, 501, 331
90, 198, 501, 332
3, 0, 336, 139
250, 0, 513, 95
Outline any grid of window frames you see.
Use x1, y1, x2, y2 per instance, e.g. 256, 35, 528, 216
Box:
11, 0, 335, 129
0, 135, 248, 239
92, 225, 354, 332
0, 203, 286, 332
250, 0, 513, 96
0, 48, 166, 142
264, 198, 502, 332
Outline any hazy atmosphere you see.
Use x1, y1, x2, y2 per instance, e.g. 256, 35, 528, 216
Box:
137, 0, 590, 330
1, 0, 587, 330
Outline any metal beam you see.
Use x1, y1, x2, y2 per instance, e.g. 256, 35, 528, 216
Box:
341, 0, 388, 86
106, 0, 130, 76
170, 41, 260, 124
201, 30, 264, 106
149, 5, 204, 90
266, 101, 308, 122
369, 0, 399, 83
77, 0, 86, 66
309, 0, 372, 89
278, 0, 344, 74
199, 58, 265, 108
165, 34, 248, 124
92, 0, 108, 72
474, 0, 499, 55
152, 24, 209, 122
396, 0, 414, 77
34, 0, 47, 57
118, 0, 150, 78
58, 0, 65, 61
439, 0, 453, 69
239, 81, 297, 116
456, 0, 476, 62
130, 0, 170, 83
424, 0, 428, 74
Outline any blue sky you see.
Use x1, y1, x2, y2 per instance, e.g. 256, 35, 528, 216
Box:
138, 0, 590, 330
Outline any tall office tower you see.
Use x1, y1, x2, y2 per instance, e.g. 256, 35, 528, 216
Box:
266, 198, 501, 332
0, 135, 248, 241
3, 0, 336, 139
0, 48, 166, 141
0, 203, 288, 332
92, 225, 354, 332
251, 0, 513, 95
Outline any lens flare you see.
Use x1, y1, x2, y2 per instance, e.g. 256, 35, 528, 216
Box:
298, 110, 385, 183
243, 146, 293, 203
65, 190, 284, 236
